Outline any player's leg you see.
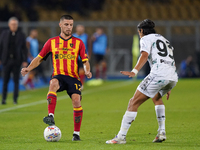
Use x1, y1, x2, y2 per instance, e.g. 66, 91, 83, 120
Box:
152, 93, 166, 142
12, 64, 21, 104
153, 93, 165, 133
71, 93, 82, 141
95, 63, 100, 79
106, 90, 149, 144
101, 59, 107, 79
94, 54, 100, 79
43, 78, 60, 125
2, 62, 12, 104
152, 81, 177, 142
66, 76, 83, 141
107, 75, 159, 144
28, 70, 36, 89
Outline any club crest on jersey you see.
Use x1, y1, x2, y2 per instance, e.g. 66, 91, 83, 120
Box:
70, 43, 74, 48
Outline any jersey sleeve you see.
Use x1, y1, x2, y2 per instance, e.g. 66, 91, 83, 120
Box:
38, 39, 51, 59
79, 40, 88, 62
140, 37, 151, 55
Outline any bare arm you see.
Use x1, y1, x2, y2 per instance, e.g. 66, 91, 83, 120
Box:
21, 56, 43, 76
82, 60, 92, 78
121, 51, 149, 77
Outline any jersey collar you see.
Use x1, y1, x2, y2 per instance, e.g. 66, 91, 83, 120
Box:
59, 35, 72, 41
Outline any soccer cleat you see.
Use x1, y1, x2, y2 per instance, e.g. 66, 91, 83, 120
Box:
43, 115, 55, 126
153, 130, 166, 142
72, 134, 81, 141
106, 136, 126, 144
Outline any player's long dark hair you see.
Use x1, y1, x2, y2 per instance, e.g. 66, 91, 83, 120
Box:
137, 19, 156, 35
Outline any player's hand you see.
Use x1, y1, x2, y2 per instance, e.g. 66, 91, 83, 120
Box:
120, 71, 136, 78
85, 72, 92, 79
21, 68, 30, 76
166, 91, 171, 100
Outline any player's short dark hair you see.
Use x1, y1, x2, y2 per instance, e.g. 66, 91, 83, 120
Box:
60, 15, 73, 22
137, 19, 156, 35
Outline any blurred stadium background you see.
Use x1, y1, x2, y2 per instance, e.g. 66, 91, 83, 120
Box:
1, 1, 200, 148
0, 0, 200, 79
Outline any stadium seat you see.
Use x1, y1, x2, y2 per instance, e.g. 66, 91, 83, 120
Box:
1, 0, 199, 24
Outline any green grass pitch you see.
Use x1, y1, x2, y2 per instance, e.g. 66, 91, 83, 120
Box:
0, 79, 200, 150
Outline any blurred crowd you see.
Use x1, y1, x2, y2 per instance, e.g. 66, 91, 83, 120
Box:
0, 0, 105, 22
178, 55, 199, 78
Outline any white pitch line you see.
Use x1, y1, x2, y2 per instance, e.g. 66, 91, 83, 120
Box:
0, 80, 135, 113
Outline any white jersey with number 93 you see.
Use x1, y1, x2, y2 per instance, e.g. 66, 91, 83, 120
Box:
140, 34, 178, 82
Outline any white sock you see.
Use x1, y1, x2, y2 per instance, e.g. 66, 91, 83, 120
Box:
73, 131, 80, 136
117, 111, 137, 139
155, 105, 165, 131
49, 113, 54, 118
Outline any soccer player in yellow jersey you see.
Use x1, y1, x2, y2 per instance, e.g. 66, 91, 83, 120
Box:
21, 15, 92, 141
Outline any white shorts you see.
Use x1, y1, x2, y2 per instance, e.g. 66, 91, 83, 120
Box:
137, 74, 177, 98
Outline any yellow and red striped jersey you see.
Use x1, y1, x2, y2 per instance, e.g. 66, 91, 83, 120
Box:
38, 35, 88, 80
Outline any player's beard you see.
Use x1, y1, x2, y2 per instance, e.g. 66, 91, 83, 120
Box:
63, 30, 72, 36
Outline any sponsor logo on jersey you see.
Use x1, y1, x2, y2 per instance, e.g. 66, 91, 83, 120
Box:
57, 48, 73, 51
55, 54, 75, 60
160, 59, 172, 65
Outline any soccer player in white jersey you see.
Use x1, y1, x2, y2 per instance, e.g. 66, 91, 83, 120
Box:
106, 19, 178, 144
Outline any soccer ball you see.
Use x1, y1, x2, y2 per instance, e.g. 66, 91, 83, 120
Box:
43, 125, 62, 142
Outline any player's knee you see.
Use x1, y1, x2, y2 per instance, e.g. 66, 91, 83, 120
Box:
72, 97, 80, 103
71, 94, 81, 107
152, 93, 163, 105
128, 95, 147, 111
49, 79, 59, 91
153, 98, 164, 105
